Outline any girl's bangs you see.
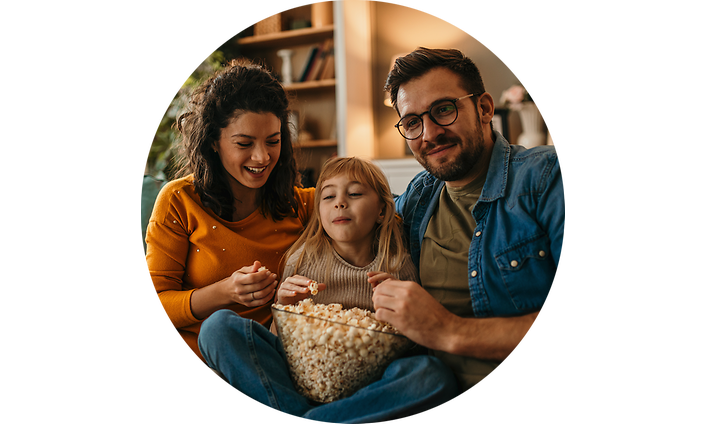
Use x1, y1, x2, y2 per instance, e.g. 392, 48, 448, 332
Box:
319, 158, 381, 191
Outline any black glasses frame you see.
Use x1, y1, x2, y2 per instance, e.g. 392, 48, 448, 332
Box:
394, 93, 477, 140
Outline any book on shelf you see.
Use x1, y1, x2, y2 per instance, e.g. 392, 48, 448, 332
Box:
298, 39, 335, 82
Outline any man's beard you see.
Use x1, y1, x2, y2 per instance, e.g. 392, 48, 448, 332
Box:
417, 126, 484, 182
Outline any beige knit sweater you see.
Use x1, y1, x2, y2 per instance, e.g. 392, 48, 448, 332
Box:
282, 245, 419, 311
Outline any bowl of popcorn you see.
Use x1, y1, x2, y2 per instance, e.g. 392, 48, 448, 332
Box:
272, 299, 414, 403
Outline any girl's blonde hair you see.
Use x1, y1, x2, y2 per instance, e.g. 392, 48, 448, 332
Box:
285, 157, 406, 275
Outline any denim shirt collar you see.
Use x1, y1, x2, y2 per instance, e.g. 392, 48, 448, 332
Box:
479, 130, 511, 203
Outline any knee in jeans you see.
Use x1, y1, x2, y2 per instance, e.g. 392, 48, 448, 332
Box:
200, 309, 240, 343
428, 358, 459, 397
398, 356, 455, 384
201, 308, 228, 329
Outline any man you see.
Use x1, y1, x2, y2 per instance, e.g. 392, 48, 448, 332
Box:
370, 47, 564, 391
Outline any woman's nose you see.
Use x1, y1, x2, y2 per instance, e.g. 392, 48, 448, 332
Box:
251, 144, 269, 162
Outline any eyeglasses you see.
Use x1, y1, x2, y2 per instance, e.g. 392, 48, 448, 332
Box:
395, 93, 477, 140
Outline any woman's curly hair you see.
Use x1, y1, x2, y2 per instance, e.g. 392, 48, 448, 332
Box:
174, 58, 300, 221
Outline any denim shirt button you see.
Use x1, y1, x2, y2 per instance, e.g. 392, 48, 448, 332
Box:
539, 250, 546, 257
471, 270, 478, 277
475, 231, 481, 237
510, 260, 518, 267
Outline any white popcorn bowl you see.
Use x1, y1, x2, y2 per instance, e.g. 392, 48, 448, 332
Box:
272, 305, 414, 403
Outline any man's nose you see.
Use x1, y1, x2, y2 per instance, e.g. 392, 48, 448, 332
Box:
421, 114, 444, 142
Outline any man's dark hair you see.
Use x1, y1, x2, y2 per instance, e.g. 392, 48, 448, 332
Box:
384, 47, 486, 113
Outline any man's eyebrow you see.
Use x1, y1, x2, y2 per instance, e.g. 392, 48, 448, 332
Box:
401, 97, 454, 118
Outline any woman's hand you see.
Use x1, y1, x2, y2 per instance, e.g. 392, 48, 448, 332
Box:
276, 274, 327, 305
189, 260, 277, 320
224, 260, 279, 306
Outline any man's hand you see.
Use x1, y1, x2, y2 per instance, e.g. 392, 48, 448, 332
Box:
366, 271, 395, 290
370, 277, 455, 352
370, 276, 539, 361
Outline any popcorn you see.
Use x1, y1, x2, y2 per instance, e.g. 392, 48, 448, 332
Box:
272, 299, 412, 403
258, 266, 268, 272
308, 280, 319, 295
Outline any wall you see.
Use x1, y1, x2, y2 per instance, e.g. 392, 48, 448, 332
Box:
337, 0, 376, 159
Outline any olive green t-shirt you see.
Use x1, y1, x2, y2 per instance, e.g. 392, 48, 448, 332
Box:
420, 178, 484, 317
420, 177, 500, 390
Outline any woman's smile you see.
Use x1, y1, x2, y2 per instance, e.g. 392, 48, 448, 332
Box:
245, 165, 267, 174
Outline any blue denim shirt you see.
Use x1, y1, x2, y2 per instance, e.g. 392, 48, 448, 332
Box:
395, 131, 564, 318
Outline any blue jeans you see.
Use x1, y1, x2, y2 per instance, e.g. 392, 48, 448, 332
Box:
198, 309, 459, 423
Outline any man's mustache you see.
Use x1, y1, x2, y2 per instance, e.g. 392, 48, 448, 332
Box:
420, 136, 459, 156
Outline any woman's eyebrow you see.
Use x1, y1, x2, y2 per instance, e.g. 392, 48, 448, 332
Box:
230, 131, 281, 139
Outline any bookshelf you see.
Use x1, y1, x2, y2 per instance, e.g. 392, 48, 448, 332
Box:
237, 25, 334, 49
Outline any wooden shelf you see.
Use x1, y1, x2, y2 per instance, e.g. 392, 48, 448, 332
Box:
284, 78, 335, 91
295, 139, 337, 148
238, 25, 335, 50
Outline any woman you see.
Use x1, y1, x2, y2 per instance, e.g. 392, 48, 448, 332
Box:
145, 59, 314, 361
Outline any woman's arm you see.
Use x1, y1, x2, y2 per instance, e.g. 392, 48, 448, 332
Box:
147, 182, 279, 326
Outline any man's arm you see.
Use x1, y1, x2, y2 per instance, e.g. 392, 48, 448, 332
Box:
371, 278, 537, 361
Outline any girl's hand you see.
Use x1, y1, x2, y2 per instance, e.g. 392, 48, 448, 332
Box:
367, 271, 395, 290
276, 274, 327, 305
225, 260, 278, 307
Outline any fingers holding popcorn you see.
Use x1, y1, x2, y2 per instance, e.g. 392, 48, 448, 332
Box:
229, 262, 278, 306
277, 275, 326, 305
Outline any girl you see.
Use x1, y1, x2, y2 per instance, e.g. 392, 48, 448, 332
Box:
275, 156, 417, 312
145, 59, 314, 361
198, 157, 457, 422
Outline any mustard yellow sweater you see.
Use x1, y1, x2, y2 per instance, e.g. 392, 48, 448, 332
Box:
145, 175, 314, 360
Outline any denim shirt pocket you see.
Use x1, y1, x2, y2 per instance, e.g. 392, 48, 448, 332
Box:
494, 234, 554, 313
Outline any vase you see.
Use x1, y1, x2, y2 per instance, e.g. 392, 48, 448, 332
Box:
277, 49, 294, 85
516, 102, 546, 149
